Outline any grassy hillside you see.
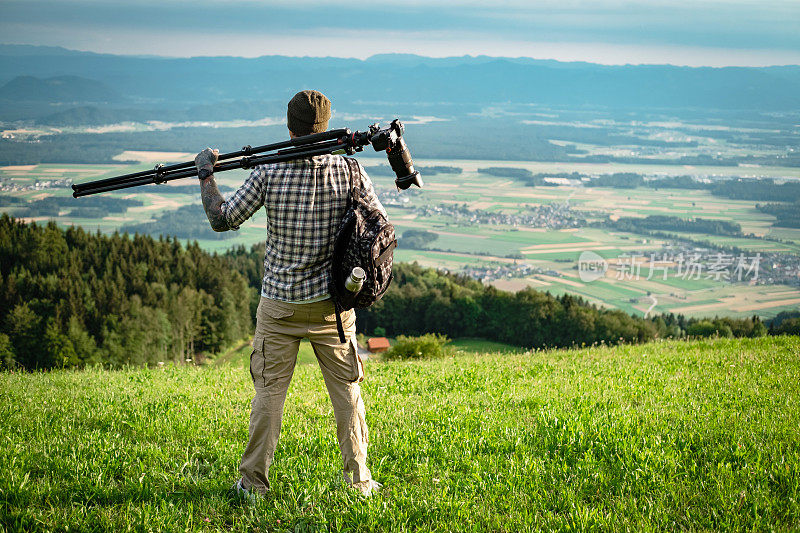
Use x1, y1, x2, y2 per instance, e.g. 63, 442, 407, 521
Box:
1, 336, 799, 531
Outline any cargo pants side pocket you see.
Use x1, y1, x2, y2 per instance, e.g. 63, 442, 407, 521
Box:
350, 336, 364, 383
249, 335, 265, 386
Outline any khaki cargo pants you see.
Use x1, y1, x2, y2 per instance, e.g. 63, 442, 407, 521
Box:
238, 296, 371, 494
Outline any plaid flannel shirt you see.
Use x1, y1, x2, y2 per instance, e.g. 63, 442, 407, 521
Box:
221, 154, 386, 302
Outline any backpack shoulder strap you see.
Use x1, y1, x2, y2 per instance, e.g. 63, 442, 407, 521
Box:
334, 156, 362, 345
334, 300, 346, 344
343, 156, 362, 205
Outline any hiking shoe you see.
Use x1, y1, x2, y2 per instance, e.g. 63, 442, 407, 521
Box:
350, 479, 383, 498
341, 472, 383, 497
228, 478, 258, 504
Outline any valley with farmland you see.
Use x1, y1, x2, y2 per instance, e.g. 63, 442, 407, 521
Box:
3, 147, 799, 320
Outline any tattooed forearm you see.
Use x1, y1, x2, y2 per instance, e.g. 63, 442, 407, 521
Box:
200, 176, 230, 232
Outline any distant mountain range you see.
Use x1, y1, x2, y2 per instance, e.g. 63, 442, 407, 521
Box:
1, 44, 799, 114
0, 75, 120, 104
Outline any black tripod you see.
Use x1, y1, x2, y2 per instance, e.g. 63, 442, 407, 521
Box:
72, 119, 422, 198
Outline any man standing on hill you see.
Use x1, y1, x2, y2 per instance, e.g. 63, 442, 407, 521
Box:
194, 90, 385, 499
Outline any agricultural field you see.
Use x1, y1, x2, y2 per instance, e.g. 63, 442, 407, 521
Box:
2, 154, 799, 319
367, 158, 800, 319
1, 336, 798, 530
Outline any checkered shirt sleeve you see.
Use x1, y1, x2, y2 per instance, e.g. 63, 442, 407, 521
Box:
220, 167, 267, 230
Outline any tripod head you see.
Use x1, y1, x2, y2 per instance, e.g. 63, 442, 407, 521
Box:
72, 119, 423, 197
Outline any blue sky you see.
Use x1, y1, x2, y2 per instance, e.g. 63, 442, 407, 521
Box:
2, 0, 799, 66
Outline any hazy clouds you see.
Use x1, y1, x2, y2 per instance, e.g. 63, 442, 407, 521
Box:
2, 0, 799, 65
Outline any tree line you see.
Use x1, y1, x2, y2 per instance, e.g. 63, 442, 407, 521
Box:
353, 262, 775, 348
364, 165, 463, 177
608, 215, 743, 237
401, 229, 439, 249
756, 202, 800, 228
120, 205, 235, 241
219, 244, 793, 348
1, 217, 795, 370
509, 172, 800, 222
15, 196, 142, 218
0, 214, 252, 369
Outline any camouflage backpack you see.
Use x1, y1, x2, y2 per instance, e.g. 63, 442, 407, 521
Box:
328, 157, 397, 342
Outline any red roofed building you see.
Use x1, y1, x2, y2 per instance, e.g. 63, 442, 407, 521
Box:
367, 337, 390, 353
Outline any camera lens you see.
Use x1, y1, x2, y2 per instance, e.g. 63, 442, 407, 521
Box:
388, 137, 422, 189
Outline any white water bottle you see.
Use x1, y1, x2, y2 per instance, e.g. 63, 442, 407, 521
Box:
345, 267, 366, 294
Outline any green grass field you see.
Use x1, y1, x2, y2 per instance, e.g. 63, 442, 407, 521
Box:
1, 336, 799, 531
213, 339, 318, 367
447, 338, 522, 354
